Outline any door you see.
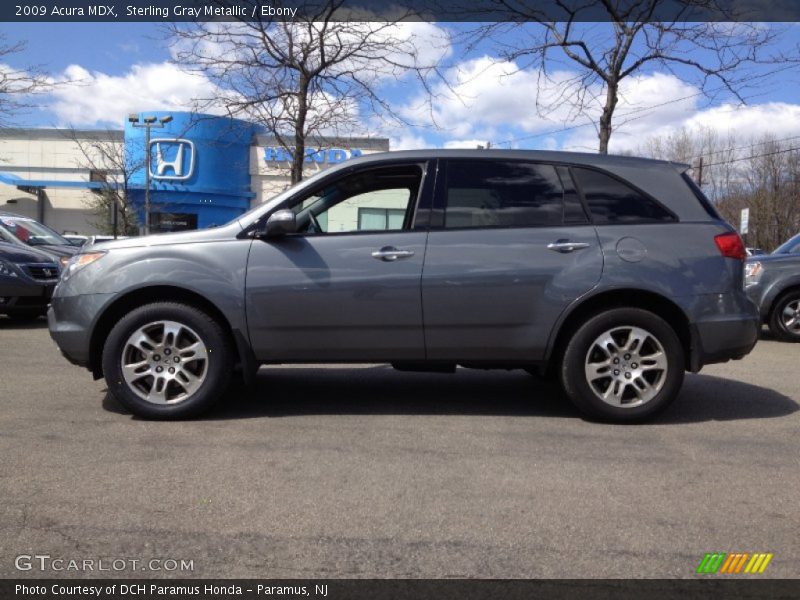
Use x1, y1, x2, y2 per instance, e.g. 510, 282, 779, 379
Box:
422, 159, 603, 361
246, 162, 431, 361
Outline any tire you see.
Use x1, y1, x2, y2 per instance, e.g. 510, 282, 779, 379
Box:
102, 302, 233, 419
768, 291, 800, 343
560, 308, 684, 423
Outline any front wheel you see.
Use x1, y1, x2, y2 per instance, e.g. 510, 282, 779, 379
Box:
560, 308, 685, 423
768, 291, 800, 342
102, 302, 233, 419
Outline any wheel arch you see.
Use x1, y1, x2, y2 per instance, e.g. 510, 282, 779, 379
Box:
88, 285, 246, 380
546, 288, 693, 373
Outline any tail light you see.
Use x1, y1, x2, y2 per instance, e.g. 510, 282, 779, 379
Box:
714, 232, 746, 260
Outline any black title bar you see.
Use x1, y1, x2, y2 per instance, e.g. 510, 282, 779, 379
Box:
4, 579, 800, 600
3, 0, 800, 22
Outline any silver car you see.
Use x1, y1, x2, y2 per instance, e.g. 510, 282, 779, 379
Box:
48, 150, 759, 422
745, 233, 800, 342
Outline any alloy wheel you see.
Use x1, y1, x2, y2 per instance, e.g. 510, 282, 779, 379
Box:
120, 320, 208, 404
583, 325, 668, 408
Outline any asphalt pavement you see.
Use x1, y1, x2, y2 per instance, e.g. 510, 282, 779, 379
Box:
0, 319, 798, 578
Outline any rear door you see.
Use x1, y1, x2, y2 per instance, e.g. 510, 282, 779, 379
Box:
421, 159, 603, 361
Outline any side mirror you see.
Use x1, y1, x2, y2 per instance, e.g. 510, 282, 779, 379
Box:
263, 209, 296, 238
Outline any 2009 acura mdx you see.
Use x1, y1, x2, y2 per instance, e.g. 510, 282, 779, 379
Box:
48, 150, 759, 422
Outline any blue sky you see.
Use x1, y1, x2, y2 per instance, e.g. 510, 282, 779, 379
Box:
3, 21, 800, 155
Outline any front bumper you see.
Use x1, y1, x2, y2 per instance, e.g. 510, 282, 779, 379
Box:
48, 292, 116, 368
0, 279, 56, 314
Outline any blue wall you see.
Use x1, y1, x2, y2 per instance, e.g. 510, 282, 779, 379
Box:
126, 112, 258, 230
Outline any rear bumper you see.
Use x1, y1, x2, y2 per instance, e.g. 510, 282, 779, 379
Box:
689, 298, 760, 371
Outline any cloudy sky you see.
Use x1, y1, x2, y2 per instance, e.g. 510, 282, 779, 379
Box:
3, 20, 800, 156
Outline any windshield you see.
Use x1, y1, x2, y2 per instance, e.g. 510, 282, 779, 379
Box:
0, 216, 71, 247
772, 233, 800, 255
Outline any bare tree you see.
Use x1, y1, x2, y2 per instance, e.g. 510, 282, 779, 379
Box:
0, 35, 50, 126
716, 138, 800, 250
68, 129, 143, 236
169, 0, 445, 183
464, 2, 793, 153
640, 127, 800, 249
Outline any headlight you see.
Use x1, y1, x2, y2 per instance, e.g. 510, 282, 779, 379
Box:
0, 259, 19, 278
744, 261, 763, 287
61, 251, 106, 281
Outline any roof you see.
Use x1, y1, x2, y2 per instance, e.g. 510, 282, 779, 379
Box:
0, 127, 123, 142
346, 149, 689, 171
0, 171, 105, 190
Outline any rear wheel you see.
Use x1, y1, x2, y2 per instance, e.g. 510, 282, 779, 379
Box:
102, 302, 233, 419
768, 291, 800, 342
560, 308, 684, 423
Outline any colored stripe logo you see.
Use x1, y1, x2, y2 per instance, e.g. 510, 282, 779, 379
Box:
697, 552, 773, 574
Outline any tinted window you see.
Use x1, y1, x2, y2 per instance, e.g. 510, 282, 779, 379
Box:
573, 168, 675, 224
444, 161, 564, 229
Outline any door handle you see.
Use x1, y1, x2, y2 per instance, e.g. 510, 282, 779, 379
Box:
371, 246, 415, 261
547, 241, 591, 253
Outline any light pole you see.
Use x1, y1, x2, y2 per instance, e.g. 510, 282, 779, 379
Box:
128, 113, 173, 235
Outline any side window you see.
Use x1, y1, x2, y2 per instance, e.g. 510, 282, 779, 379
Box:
572, 167, 675, 224
443, 160, 564, 229
292, 165, 422, 234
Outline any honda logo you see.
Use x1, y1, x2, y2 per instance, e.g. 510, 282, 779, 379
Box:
149, 139, 195, 181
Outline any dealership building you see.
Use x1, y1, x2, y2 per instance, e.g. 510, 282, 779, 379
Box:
0, 112, 390, 234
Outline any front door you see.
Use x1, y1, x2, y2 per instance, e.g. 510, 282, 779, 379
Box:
246, 162, 431, 362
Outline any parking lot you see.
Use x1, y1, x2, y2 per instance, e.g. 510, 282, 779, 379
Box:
1, 318, 798, 579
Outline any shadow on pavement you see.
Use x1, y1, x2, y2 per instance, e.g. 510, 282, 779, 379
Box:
0, 316, 48, 329
102, 365, 798, 424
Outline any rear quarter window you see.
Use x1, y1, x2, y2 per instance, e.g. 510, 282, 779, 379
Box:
572, 167, 676, 225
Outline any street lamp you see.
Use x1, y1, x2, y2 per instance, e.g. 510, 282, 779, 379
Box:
128, 113, 173, 235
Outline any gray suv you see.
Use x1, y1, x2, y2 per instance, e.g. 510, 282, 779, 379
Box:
745, 233, 800, 342
48, 150, 759, 422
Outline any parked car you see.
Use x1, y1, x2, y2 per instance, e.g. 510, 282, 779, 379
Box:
48, 150, 759, 422
0, 211, 78, 261
63, 234, 89, 247
746, 247, 766, 257
0, 240, 60, 321
745, 232, 800, 342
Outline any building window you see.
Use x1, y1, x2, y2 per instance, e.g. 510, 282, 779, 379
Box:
357, 208, 407, 231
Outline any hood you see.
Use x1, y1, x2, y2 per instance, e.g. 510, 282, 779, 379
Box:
0, 241, 60, 264
747, 252, 800, 265
88, 222, 243, 251
29, 243, 79, 258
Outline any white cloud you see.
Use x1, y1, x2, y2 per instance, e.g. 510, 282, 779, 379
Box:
390, 132, 431, 150
398, 56, 600, 139
394, 56, 800, 155
443, 139, 491, 149
47, 62, 222, 127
